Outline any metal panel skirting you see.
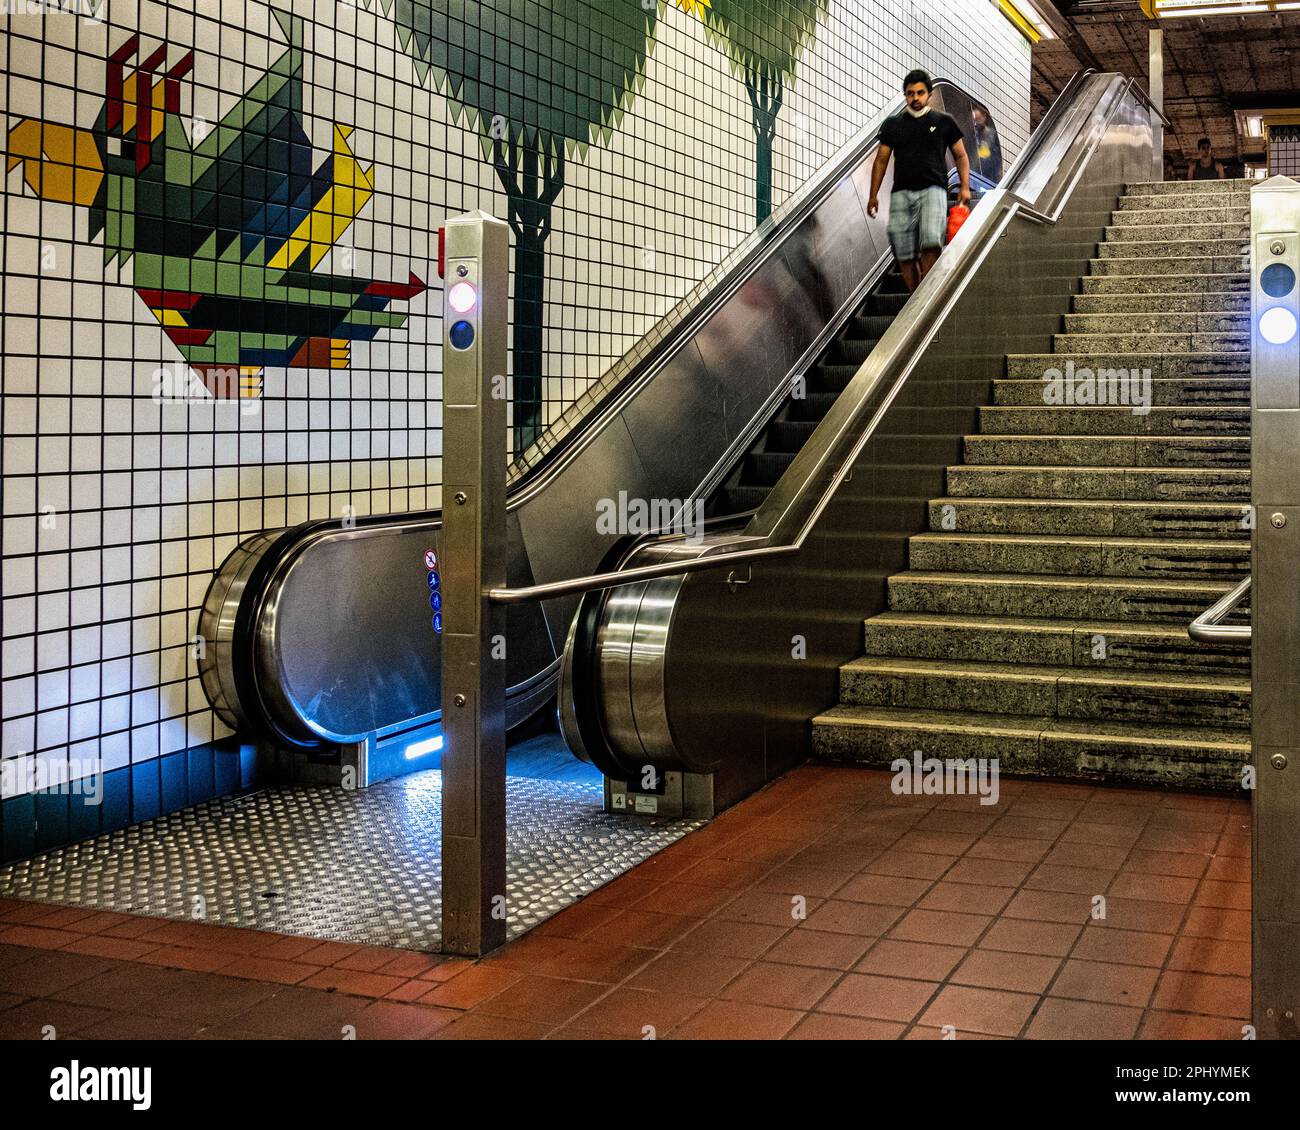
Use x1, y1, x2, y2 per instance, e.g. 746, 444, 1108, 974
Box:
0, 772, 704, 952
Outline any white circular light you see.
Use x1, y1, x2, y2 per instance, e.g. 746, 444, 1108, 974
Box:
1261, 306, 1299, 346
448, 281, 477, 314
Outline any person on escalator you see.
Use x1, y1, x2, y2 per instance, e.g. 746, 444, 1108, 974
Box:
868, 70, 972, 294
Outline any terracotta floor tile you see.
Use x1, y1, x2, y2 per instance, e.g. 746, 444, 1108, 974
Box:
1069, 926, 1173, 968
786, 1013, 905, 1040
1049, 958, 1159, 1008
905, 1025, 1008, 1040
1107, 872, 1198, 904
1138, 1011, 1250, 1040
418, 964, 520, 1009
217, 955, 322, 986
134, 946, 235, 973
944, 857, 1034, 887
951, 949, 1061, 995
471, 974, 609, 1026
1182, 906, 1251, 942
431, 1013, 550, 1040
817, 973, 940, 1023
531, 939, 655, 984
587, 909, 700, 951
99, 917, 168, 940
1078, 802, 1152, 828
58, 935, 159, 962
917, 882, 1014, 917
626, 951, 748, 997
894, 831, 980, 856
1137, 828, 1219, 854
382, 980, 435, 1003
1204, 855, 1250, 883
672, 918, 787, 961
864, 851, 957, 881
255, 935, 324, 961
75, 1012, 204, 1040
375, 952, 448, 978
1026, 997, 1142, 1040
293, 940, 362, 966
0, 925, 85, 950
1093, 897, 1185, 934
0, 998, 112, 1039
1003, 889, 1095, 925
756, 864, 854, 899
417, 957, 472, 982
712, 835, 803, 866
25, 906, 100, 930
1024, 864, 1115, 895
1124, 849, 1209, 879
567, 987, 706, 1038
631, 882, 738, 919
0, 949, 113, 997
988, 816, 1070, 841
584, 874, 664, 908
720, 960, 840, 1011
1193, 880, 1250, 911
1059, 821, 1143, 849
1045, 841, 1129, 872
349, 1000, 459, 1040
1152, 970, 1250, 1019
675, 856, 771, 891
965, 835, 1053, 864
852, 937, 963, 981
1167, 935, 1250, 978
916, 810, 998, 835
53, 965, 277, 1022
787, 844, 885, 872
918, 984, 1037, 1038
233, 985, 397, 1039
669, 999, 803, 1040
763, 929, 874, 971
1147, 807, 1228, 832
803, 900, 904, 938
298, 968, 409, 999
833, 872, 932, 907
979, 918, 1082, 958
333, 945, 416, 973
1005, 798, 1086, 822
890, 909, 991, 947
717, 889, 817, 928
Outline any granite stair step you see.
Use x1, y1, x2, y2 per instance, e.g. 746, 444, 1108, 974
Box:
1062, 311, 1246, 335
1104, 222, 1250, 242
978, 406, 1249, 437
1052, 330, 1247, 353
1071, 292, 1249, 314
811, 706, 1249, 790
860, 611, 1250, 674
928, 496, 1254, 538
1005, 352, 1249, 380
946, 465, 1249, 502
1081, 272, 1248, 296
837, 656, 1250, 728
990, 380, 1250, 408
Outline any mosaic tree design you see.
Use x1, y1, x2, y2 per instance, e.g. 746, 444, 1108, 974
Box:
370, 0, 697, 451
700, 0, 829, 224
4, 9, 423, 399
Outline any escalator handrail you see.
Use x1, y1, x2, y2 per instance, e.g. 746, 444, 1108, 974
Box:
487, 72, 1141, 605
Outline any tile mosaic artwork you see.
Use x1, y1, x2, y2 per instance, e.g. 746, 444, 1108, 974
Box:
0, 1, 1031, 841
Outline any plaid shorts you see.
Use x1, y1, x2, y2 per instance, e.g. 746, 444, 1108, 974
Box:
887, 186, 948, 261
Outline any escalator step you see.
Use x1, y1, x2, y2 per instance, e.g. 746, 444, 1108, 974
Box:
715, 485, 771, 515
852, 314, 896, 337
788, 393, 840, 421
831, 338, 875, 366
770, 420, 819, 447
742, 451, 797, 486
810, 363, 864, 392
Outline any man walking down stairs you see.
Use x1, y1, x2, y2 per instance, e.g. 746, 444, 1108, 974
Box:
813, 178, 1253, 790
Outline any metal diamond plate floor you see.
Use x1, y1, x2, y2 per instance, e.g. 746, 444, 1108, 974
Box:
0, 772, 704, 952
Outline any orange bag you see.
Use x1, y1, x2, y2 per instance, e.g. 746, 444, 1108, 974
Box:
946, 204, 971, 243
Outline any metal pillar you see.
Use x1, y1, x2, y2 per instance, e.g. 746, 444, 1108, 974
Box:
1250, 175, 1300, 1039
439, 212, 511, 957
1149, 29, 1164, 181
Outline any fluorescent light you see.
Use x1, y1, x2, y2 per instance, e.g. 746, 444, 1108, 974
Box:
404, 735, 444, 760
1143, 0, 1297, 16
995, 0, 1059, 42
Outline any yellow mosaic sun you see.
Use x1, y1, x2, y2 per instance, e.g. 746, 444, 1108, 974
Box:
671, 0, 712, 14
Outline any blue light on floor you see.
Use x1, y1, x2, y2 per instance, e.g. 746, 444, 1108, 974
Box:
403, 735, 444, 761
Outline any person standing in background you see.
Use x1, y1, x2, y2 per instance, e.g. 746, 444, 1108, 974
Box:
1188, 137, 1226, 181
972, 106, 1003, 182
868, 70, 971, 293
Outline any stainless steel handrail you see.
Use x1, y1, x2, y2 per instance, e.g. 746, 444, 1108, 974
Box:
488, 74, 1130, 607
1188, 577, 1252, 644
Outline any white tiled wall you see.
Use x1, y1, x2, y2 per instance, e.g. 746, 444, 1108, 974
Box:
0, 0, 1030, 798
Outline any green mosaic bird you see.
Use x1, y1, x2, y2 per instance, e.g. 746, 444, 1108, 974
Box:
5, 10, 424, 398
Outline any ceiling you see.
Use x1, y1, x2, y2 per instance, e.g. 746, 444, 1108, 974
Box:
1030, 0, 1300, 169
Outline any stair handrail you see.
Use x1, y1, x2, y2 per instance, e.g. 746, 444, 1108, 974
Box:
1188, 576, 1252, 644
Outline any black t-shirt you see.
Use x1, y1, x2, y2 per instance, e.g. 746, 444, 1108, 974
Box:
880, 109, 963, 191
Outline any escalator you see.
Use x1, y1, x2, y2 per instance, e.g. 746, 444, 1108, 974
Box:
197, 80, 1001, 761
559, 71, 1171, 810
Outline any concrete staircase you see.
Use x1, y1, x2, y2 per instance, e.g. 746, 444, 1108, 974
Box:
813, 179, 1254, 789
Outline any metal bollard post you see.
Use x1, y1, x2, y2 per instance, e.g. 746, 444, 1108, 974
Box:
439, 212, 511, 957
1249, 175, 1300, 1039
